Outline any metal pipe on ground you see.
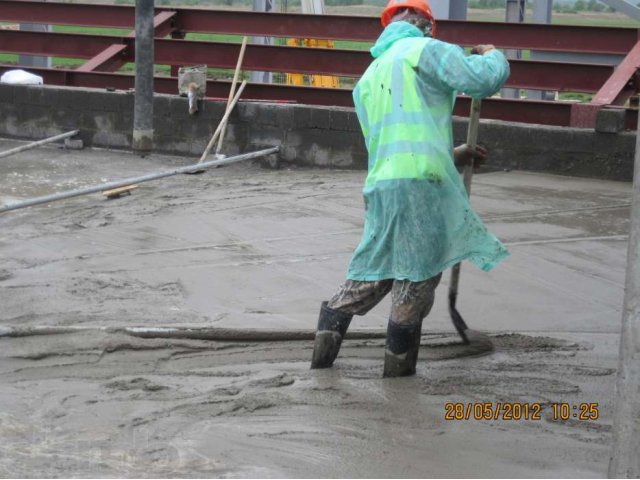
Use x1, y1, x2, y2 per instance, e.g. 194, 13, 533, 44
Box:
0, 146, 279, 213
0, 130, 79, 159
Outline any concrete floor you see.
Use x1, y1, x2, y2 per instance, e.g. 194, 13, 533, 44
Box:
0, 139, 632, 477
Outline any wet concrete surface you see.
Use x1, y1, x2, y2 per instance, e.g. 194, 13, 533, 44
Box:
0, 138, 631, 477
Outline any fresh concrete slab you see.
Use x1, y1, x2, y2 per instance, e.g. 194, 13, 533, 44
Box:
0, 139, 631, 477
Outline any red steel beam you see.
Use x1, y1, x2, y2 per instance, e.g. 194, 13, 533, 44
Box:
0, 0, 638, 53
76, 44, 129, 72
0, 63, 353, 103
455, 96, 569, 127
152, 38, 370, 76
570, 40, 640, 128
0, 29, 619, 92
0, 29, 371, 75
2, 64, 636, 129
508, 60, 613, 93
0, 29, 619, 90
591, 40, 640, 105
172, 8, 380, 42
77, 11, 176, 73
0, 30, 121, 59
0, 1, 135, 28
146, 10, 177, 39
439, 21, 639, 55
174, 9, 639, 54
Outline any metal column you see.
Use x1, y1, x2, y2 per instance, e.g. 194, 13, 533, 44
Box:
18, 23, 52, 68
431, 0, 468, 20
528, 0, 554, 100
17, 0, 51, 68
502, 0, 525, 100
608, 110, 640, 479
251, 0, 276, 84
132, 0, 154, 156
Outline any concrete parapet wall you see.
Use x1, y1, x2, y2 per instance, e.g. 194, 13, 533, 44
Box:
0, 83, 635, 181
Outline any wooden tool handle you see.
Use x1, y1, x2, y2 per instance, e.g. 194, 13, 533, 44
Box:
449, 98, 482, 297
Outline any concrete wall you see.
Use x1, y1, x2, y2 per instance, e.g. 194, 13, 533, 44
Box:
0, 83, 635, 181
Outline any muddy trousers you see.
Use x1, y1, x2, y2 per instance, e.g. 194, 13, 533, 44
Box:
310, 274, 442, 377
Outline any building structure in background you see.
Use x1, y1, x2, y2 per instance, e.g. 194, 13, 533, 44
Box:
251, 0, 276, 83
431, 0, 468, 19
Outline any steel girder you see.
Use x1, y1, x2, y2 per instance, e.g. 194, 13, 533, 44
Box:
1, 63, 636, 130
0, 0, 638, 53
0, 29, 617, 92
1, 0, 640, 129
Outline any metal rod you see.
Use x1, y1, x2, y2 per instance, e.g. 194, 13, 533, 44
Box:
216, 36, 248, 156
132, 0, 154, 156
0, 130, 79, 159
0, 146, 279, 214
608, 108, 640, 478
198, 80, 247, 164
502, 0, 525, 99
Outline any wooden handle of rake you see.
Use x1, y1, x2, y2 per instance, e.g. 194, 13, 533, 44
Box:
216, 36, 248, 156
448, 97, 482, 312
198, 80, 247, 164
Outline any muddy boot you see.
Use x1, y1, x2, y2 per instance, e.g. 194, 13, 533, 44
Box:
383, 320, 422, 378
310, 302, 353, 369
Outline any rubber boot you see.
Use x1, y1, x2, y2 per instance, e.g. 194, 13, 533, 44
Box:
310, 301, 353, 369
383, 320, 422, 378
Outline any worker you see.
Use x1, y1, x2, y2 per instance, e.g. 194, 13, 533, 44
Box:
310, 0, 510, 377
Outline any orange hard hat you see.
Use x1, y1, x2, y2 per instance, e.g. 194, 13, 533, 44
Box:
381, 0, 436, 34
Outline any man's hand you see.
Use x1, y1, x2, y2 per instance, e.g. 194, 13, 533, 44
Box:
471, 44, 495, 55
453, 144, 488, 167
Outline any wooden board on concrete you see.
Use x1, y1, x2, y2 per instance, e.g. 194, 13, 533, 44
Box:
102, 184, 138, 199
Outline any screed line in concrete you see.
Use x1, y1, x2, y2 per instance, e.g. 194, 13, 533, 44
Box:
0, 325, 621, 339
4, 233, 623, 271
484, 203, 631, 221
0, 130, 79, 159
126, 233, 630, 257
0, 146, 279, 213
504, 234, 628, 247
0, 325, 387, 341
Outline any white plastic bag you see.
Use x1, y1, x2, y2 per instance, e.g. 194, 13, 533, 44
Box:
0, 69, 43, 85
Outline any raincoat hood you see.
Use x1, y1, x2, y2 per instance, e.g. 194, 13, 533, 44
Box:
370, 21, 424, 58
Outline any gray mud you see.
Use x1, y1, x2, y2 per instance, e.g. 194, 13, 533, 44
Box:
0, 144, 630, 477
0, 329, 618, 478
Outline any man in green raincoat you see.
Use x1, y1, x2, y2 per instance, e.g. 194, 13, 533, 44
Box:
311, 0, 511, 377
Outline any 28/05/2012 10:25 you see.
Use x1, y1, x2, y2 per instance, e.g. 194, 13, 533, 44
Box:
443, 402, 599, 421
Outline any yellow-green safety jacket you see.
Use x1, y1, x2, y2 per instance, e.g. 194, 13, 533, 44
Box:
347, 21, 510, 282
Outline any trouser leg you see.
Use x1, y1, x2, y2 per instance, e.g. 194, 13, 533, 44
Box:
327, 279, 393, 315
311, 279, 392, 369
383, 274, 442, 378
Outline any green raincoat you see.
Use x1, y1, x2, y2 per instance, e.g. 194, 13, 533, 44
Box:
347, 21, 510, 282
